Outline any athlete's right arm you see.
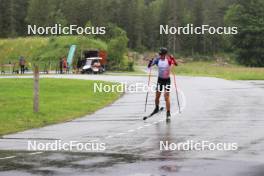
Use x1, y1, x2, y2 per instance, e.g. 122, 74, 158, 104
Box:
147, 58, 158, 68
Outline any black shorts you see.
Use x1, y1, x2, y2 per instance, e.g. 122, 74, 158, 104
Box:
156, 77, 171, 92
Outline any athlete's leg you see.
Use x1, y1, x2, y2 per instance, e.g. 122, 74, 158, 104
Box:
155, 91, 161, 107
150, 91, 161, 115
165, 79, 171, 119
164, 91, 170, 112
155, 78, 162, 109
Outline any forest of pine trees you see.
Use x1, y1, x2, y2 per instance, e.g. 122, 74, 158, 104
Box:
0, 0, 263, 66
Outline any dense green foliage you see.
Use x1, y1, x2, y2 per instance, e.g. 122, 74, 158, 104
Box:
0, 36, 106, 62
0, 35, 132, 71
225, 0, 264, 67
108, 36, 129, 70
0, 0, 234, 52
0, 0, 263, 66
0, 79, 121, 135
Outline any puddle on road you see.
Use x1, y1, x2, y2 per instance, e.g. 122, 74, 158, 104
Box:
0, 151, 17, 158
0, 151, 141, 175
0, 150, 262, 176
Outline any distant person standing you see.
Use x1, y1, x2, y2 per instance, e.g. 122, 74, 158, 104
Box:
19, 56, 26, 74
77, 57, 82, 74
62, 56, 67, 74
59, 57, 63, 74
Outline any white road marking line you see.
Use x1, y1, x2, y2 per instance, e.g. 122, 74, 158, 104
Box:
0, 156, 16, 160
29, 152, 43, 155
103, 116, 168, 140
137, 127, 143, 130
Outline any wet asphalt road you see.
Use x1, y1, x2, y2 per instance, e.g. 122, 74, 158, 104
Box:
0, 75, 264, 176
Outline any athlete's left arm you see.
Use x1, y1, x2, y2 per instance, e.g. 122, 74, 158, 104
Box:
169, 55, 178, 66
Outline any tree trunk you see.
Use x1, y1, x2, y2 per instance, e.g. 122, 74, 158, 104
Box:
33, 65, 39, 113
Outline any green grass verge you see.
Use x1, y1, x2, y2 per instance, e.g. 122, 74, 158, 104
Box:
105, 66, 147, 76
0, 78, 121, 136
175, 61, 264, 80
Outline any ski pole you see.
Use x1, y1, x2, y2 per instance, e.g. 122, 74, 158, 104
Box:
144, 66, 152, 112
172, 66, 181, 113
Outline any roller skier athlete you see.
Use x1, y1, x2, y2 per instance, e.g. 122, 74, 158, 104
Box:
146, 47, 178, 122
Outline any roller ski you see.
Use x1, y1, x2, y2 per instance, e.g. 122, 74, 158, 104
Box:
143, 107, 164, 120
